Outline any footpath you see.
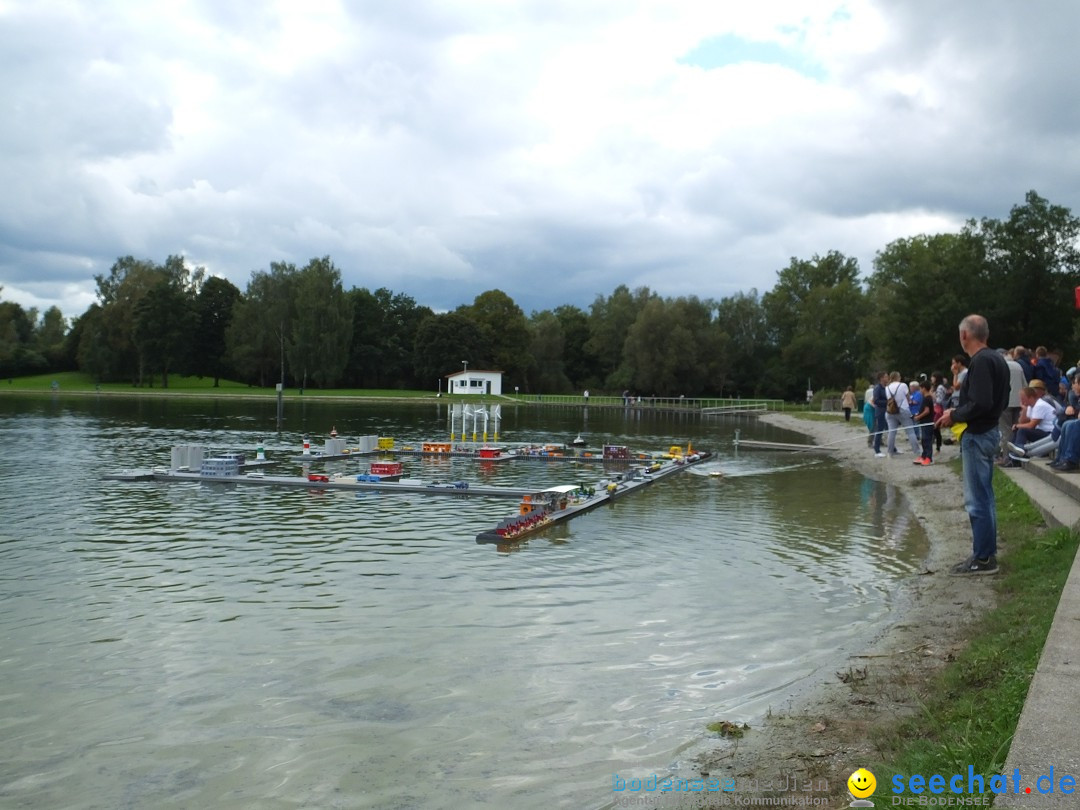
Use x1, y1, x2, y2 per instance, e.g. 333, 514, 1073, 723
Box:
994, 461, 1080, 809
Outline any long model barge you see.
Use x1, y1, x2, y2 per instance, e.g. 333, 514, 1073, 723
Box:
292, 442, 653, 465
476, 449, 713, 544
105, 469, 537, 498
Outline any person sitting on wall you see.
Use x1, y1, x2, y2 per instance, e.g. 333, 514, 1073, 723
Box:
1008, 385, 1056, 463
1011, 375, 1080, 461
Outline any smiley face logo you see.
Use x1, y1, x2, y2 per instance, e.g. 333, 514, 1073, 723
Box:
847, 768, 876, 798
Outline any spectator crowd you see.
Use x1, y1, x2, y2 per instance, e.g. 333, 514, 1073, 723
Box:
861, 345, 1080, 471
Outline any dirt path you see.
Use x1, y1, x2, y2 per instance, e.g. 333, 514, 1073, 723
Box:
691, 413, 998, 802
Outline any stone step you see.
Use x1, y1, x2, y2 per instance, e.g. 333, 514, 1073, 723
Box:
1001, 462, 1080, 530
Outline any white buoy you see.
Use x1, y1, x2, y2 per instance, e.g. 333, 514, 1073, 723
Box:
256, 441, 265, 461
303, 435, 310, 455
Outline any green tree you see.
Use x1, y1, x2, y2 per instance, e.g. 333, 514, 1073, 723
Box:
457, 290, 533, 390
287, 257, 353, 389
32, 306, 70, 370
88, 256, 161, 383
622, 296, 728, 396
762, 251, 867, 398
0, 299, 47, 377
713, 290, 773, 396
528, 310, 572, 392
585, 285, 657, 390
553, 304, 595, 389
192, 276, 241, 386
866, 232, 983, 372
345, 287, 385, 388
412, 312, 490, 386
227, 262, 297, 387
346, 288, 434, 389
133, 278, 193, 387
73, 305, 110, 381
970, 190, 1080, 350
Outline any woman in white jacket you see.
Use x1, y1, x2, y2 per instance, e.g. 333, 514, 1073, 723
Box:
885, 372, 922, 455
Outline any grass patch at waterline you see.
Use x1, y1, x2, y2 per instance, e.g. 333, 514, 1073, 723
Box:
866, 470, 1080, 807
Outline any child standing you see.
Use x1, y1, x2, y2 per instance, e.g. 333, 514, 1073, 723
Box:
914, 380, 935, 465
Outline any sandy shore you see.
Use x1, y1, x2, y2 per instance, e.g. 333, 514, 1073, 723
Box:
692, 412, 999, 801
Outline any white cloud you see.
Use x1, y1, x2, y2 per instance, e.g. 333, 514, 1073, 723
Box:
2, 0, 1079, 319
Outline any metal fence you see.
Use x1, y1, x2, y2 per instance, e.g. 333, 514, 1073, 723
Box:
497, 395, 787, 412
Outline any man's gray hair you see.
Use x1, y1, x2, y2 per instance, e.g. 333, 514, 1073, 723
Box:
960, 314, 989, 343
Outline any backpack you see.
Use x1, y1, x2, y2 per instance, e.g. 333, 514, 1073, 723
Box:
885, 384, 900, 414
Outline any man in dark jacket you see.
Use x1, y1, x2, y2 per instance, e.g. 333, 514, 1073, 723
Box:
1032, 346, 1061, 400
937, 315, 1010, 575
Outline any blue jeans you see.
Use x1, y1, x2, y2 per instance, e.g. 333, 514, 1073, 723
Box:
1014, 427, 1049, 448
919, 422, 934, 460
961, 428, 1000, 560
1056, 420, 1080, 463
873, 407, 887, 452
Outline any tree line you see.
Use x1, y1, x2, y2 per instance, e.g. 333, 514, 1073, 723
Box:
2, 191, 1079, 400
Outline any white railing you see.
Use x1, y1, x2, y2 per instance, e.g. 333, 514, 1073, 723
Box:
499, 395, 784, 411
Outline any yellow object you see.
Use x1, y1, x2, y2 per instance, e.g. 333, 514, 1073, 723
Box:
950, 422, 968, 440
847, 768, 876, 799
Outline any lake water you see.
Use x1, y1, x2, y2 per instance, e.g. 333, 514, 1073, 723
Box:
0, 396, 925, 809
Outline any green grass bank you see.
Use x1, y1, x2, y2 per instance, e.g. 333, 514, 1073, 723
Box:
865, 467, 1080, 807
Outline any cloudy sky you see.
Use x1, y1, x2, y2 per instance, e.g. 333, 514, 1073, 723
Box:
2, 0, 1078, 321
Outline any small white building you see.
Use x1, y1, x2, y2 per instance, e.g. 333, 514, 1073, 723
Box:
447, 369, 503, 396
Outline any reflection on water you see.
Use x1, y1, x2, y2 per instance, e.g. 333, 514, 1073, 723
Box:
0, 398, 925, 809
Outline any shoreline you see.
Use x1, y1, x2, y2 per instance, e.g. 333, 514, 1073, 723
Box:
691, 413, 998, 800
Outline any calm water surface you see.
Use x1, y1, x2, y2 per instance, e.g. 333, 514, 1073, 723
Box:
0, 397, 924, 809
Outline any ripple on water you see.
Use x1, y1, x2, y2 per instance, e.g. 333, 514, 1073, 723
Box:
0, 405, 927, 809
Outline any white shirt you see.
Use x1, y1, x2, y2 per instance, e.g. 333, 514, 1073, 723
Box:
1027, 398, 1056, 432
887, 381, 909, 410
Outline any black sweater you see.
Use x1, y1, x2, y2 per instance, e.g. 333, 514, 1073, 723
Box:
952, 347, 1009, 434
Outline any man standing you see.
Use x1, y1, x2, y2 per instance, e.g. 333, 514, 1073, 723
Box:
936, 315, 1010, 575
998, 348, 1026, 461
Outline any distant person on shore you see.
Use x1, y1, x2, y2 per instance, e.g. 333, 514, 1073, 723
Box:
913, 380, 935, 466
885, 372, 921, 456
949, 354, 968, 408
840, 386, 857, 422
862, 382, 875, 446
872, 372, 889, 457
931, 371, 948, 452
936, 314, 1010, 575
908, 380, 923, 420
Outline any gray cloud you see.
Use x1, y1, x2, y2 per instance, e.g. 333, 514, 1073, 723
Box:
2, 0, 1079, 321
